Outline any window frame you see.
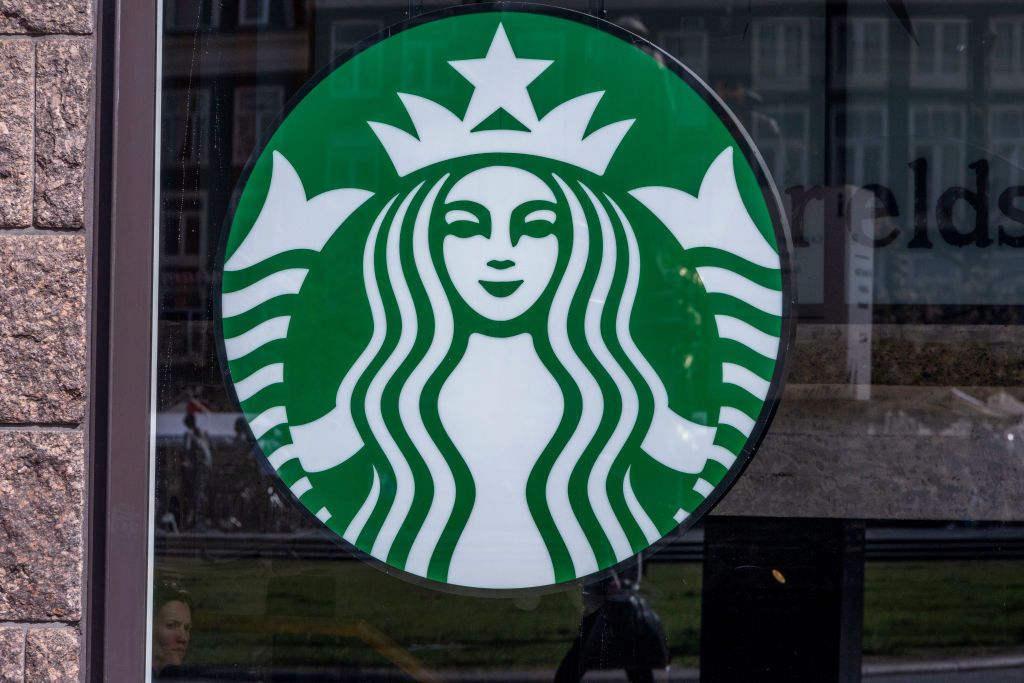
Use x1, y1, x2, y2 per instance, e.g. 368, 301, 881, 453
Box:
990, 16, 1024, 89
752, 103, 811, 191
751, 17, 811, 91
831, 102, 890, 186
231, 84, 285, 166
88, 0, 160, 679
908, 102, 968, 198
657, 28, 710, 78
328, 19, 386, 96
831, 16, 889, 87
909, 18, 968, 90
238, 0, 271, 28
159, 189, 209, 266
165, 0, 221, 32
161, 87, 211, 167
989, 104, 1024, 186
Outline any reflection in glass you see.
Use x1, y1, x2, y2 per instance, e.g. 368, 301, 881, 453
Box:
151, 1, 1024, 678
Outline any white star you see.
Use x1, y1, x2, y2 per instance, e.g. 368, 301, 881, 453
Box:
449, 24, 552, 130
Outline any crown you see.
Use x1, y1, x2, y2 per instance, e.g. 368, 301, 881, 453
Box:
368, 24, 635, 177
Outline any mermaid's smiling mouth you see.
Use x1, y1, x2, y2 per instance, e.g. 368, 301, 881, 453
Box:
479, 280, 524, 297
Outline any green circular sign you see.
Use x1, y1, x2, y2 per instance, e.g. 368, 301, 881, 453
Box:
218, 5, 792, 590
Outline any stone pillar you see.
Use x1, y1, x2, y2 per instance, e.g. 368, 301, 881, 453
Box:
0, 1, 93, 680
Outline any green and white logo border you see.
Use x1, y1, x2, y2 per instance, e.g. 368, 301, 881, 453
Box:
214, 2, 796, 594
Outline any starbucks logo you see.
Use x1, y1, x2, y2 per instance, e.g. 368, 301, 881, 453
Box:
219, 7, 791, 590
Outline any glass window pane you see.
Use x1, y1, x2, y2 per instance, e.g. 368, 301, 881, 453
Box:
148, 3, 1024, 680
941, 23, 963, 74
758, 23, 777, 78
862, 22, 882, 74
994, 22, 1012, 73
784, 23, 803, 76
917, 22, 936, 75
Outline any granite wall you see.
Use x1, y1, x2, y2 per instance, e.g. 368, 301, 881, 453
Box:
0, 1, 91, 680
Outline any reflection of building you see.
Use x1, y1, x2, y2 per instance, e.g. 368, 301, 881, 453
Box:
834, 104, 887, 184
753, 17, 811, 91
992, 16, 1024, 87
990, 105, 1024, 185
657, 28, 708, 76
161, 89, 210, 168
156, 0, 1024, 378
755, 105, 810, 189
911, 18, 968, 89
833, 17, 888, 87
910, 104, 966, 188
232, 86, 284, 166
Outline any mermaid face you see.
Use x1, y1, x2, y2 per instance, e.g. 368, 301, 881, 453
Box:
441, 166, 559, 322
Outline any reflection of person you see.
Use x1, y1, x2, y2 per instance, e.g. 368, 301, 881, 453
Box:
554, 560, 668, 683
233, 416, 278, 531
183, 412, 213, 531
152, 582, 193, 678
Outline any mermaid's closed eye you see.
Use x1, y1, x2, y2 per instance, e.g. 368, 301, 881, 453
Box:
524, 209, 556, 224
446, 209, 479, 225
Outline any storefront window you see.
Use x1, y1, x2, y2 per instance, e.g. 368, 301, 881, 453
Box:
151, 2, 1024, 680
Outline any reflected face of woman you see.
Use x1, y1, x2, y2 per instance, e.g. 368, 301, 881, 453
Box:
441, 166, 559, 322
153, 600, 191, 671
